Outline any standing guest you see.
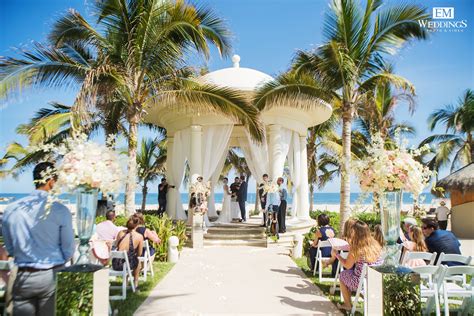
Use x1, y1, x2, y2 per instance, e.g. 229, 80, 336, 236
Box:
158, 178, 175, 214
96, 210, 121, 241
335, 220, 383, 311
237, 175, 248, 222
2, 162, 75, 315
277, 177, 287, 233
134, 213, 161, 256
421, 218, 461, 266
309, 214, 337, 276
258, 174, 269, 227
230, 177, 241, 221
435, 201, 450, 230
113, 216, 144, 289
401, 225, 428, 268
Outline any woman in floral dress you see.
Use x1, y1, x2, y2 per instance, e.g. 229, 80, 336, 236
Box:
334, 220, 383, 311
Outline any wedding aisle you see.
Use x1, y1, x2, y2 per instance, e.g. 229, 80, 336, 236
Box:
134, 246, 341, 315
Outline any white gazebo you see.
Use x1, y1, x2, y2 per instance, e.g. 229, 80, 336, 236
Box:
144, 55, 332, 223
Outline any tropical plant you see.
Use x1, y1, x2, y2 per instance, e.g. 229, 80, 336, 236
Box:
255, 0, 429, 231
356, 80, 416, 148
0, 0, 264, 214
419, 89, 474, 173
137, 137, 167, 211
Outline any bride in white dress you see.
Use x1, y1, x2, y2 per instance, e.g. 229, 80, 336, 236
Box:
216, 177, 232, 224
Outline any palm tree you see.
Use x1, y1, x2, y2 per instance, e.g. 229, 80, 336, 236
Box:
256, 0, 428, 231
419, 89, 474, 173
137, 137, 167, 211
355, 80, 416, 148
0, 0, 264, 214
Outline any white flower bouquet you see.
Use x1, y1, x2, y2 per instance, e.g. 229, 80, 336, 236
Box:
263, 181, 279, 194
34, 133, 123, 194
353, 133, 432, 196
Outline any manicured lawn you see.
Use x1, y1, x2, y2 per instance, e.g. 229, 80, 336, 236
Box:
110, 262, 174, 316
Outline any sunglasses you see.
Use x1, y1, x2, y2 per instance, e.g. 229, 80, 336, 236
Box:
421, 226, 429, 230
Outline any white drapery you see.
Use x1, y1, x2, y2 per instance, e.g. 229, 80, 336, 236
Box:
166, 128, 190, 220
238, 131, 269, 182
269, 126, 292, 180
287, 131, 301, 220
201, 125, 233, 217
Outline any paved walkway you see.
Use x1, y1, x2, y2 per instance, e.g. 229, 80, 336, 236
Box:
135, 246, 341, 315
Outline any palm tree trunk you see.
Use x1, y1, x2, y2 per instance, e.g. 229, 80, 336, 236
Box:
255, 182, 260, 214
339, 107, 352, 233
309, 184, 314, 213
141, 181, 148, 211
125, 114, 139, 215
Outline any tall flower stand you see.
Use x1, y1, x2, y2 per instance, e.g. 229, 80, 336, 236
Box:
367, 266, 421, 315
191, 210, 204, 248
365, 191, 421, 314
56, 266, 109, 315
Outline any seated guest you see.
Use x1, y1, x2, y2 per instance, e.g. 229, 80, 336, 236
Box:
373, 224, 385, 247
401, 225, 428, 268
421, 218, 462, 266
335, 220, 383, 311
398, 217, 417, 243
96, 210, 121, 241
113, 216, 144, 288
309, 214, 337, 276
134, 212, 161, 256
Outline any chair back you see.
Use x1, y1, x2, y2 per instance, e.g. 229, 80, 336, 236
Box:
412, 265, 446, 290
436, 253, 472, 266
402, 251, 437, 266
110, 250, 131, 272
443, 265, 474, 282
316, 240, 332, 257
0, 261, 12, 271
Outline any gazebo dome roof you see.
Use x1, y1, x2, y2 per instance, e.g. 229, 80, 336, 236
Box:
200, 55, 274, 91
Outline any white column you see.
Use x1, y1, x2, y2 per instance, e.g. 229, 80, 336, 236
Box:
190, 125, 203, 176
268, 124, 282, 181
298, 135, 310, 219
165, 137, 176, 218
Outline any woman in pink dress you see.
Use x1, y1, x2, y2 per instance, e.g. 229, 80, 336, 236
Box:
401, 225, 428, 267
334, 220, 383, 311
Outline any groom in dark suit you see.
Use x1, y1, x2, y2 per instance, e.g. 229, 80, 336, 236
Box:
237, 175, 248, 222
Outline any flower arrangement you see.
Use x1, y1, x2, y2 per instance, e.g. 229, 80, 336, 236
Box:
189, 180, 211, 197
32, 133, 123, 194
263, 181, 279, 194
353, 133, 432, 196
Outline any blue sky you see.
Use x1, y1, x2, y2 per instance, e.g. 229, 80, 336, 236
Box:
1, 0, 473, 193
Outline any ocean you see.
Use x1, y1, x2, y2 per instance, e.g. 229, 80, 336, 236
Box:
0, 192, 437, 206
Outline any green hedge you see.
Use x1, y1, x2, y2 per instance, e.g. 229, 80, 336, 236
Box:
96, 214, 187, 261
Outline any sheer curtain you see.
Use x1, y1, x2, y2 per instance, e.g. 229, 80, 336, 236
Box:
207, 150, 229, 217
201, 125, 233, 217
269, 126, 292, 180
287, 131, 301, 220
166, 128, 190, 220
238, 131, 269, 181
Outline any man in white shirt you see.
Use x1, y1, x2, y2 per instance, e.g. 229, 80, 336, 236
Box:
96, 210, 121, 240
435, 201, 451, 230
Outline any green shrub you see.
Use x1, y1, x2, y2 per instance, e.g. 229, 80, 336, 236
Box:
95, 214, 187, 261
56, 272, 93, 315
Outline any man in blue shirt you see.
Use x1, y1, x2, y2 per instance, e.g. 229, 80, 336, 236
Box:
2, 162, 75, 315
277, 177, 288, 233
421, 218, 462, 266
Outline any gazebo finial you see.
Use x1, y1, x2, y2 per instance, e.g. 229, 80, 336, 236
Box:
232, 54, 240, 68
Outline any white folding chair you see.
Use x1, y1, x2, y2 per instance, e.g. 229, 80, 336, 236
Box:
109, 250, 135, 300
436, 253, 472, 266
312, 240, 334, 282
412, 265, 446, 316
351, 263, 368, 316
401, 251, 437, 267
436, 253, 472, 284
441, 265, 474, 316
330, 251, 349, 296
138, 240, 155, 281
